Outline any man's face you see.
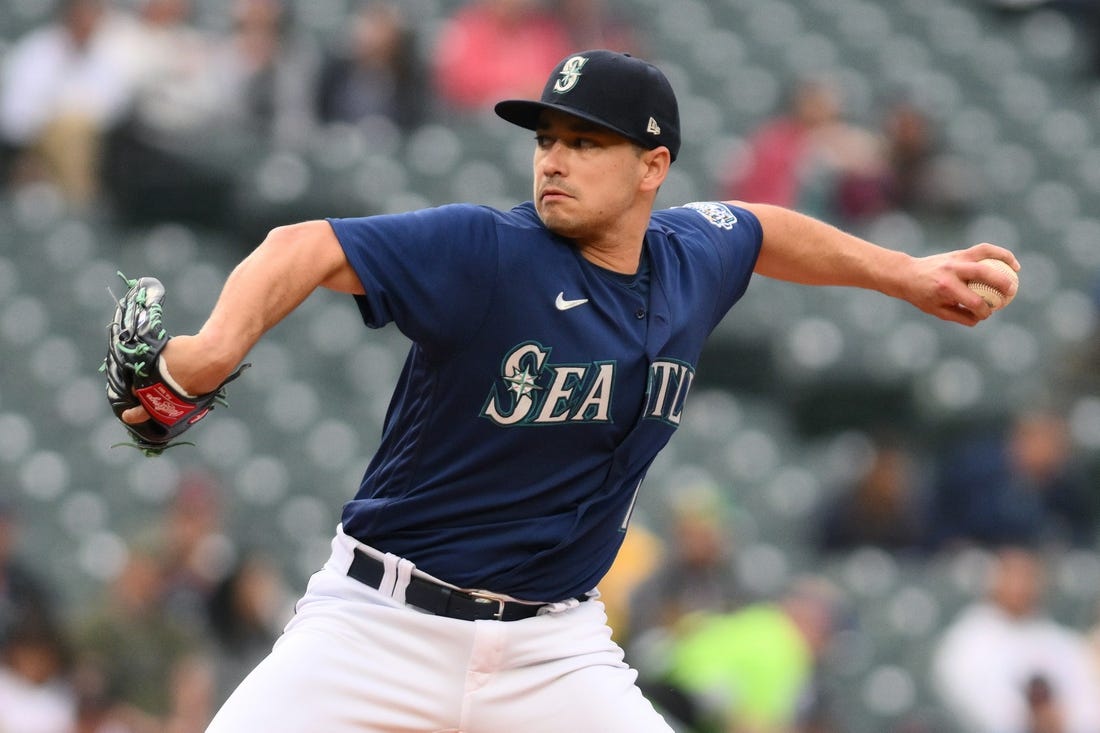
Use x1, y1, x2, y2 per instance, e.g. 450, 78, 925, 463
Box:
990, 548, 1043, 619
531, 110, 648, 241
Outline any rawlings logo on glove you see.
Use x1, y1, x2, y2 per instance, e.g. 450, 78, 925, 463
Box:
135, 383, 195, 424
102, 272, 248, 456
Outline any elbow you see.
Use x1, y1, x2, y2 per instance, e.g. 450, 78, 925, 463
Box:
261, 220, 322, 249
257, 220, 362, 294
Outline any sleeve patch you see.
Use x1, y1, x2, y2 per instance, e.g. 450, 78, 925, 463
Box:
680, 201, 738, 230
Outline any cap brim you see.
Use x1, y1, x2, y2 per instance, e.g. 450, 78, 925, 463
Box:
494, 99, 653, 151
493, 100, 551, 131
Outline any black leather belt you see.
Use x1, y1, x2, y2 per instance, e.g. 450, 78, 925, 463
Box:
347, 549, 584, 621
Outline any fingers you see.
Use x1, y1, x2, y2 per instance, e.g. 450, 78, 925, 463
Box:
122, 405, 151, 424
924, 287, 987, 326
921, 244, 1020, 324
910, 249, 1005, 325
936, 303, 983, 328
964, 244, 1022, 299
935, 265, 994, 321
955, 281, 996, 319
956, 249, 1020, 308
966, 242, 1021, 270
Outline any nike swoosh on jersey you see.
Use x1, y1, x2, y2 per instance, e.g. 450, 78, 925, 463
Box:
555, 292, 589, 311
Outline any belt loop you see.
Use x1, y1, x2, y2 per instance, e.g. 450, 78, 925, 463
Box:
378, 552, 402, 597
392, 557, 414, 605
468, 590, 507, 620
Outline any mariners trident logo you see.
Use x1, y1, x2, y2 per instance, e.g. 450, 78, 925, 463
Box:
553, 56, 588, 93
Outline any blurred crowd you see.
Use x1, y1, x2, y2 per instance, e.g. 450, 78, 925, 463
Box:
0, 0, 641, 236
0, 471, 294, 733
0, 0, 988, 240
2, 408, 1098, 732
604, 407, 1100, 733
719, 76, 983, 225
2, 1, 1100, 733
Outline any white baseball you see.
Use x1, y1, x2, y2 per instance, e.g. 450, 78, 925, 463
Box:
967, 258, 1018, 310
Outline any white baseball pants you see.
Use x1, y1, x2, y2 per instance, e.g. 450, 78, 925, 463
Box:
205, 527, 674, 733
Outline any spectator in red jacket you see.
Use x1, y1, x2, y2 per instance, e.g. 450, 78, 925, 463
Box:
433, 0, 572, 112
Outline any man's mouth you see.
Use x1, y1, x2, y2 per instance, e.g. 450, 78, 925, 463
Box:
539, 186, 573, 202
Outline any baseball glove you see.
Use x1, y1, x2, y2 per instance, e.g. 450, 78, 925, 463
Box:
103, 272, 248, 456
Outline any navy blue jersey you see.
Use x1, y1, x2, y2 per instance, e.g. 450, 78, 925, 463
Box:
328, 200, 762, 600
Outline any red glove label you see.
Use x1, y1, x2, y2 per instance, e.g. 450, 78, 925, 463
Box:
136, 383, 196, 426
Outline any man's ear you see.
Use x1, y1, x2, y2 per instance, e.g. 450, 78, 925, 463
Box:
639, 147, 671, 193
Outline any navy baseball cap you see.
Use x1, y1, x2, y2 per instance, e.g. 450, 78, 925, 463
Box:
495, 50, 681, 162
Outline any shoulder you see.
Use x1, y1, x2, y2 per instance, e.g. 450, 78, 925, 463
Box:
650, 201, 763, 248
423, 202, 549, 239
329, 202, 552, 265
471, 201, 554, 242
653, 201, 760, 234
330, 202, 500, 234
407, 202, 537, 226
494, 201, 544, 226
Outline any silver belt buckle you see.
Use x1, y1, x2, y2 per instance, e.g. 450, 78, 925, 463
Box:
468, 590, 507, 620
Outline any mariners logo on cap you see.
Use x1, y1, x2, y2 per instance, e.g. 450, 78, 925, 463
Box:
553, 56, 587, 94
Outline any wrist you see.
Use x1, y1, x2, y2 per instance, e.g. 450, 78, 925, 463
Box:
874, 250, 917, 302
165, 332, 242, 395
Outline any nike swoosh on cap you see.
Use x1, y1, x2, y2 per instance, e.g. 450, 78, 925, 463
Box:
555, 292, 589, 310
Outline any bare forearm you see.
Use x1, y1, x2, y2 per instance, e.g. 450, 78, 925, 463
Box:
739, 202, 909, 294
171, 220, 359, 392
203, 231, 326, 351
735, 201, 1020, 326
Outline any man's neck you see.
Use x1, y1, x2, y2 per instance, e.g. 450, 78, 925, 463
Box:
572, 210, 651, 274
578, 241, 644, 274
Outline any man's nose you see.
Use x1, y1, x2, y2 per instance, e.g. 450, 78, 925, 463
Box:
537, 142, 567, 176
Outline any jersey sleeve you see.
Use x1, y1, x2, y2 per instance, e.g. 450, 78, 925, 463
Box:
660, 201, 763, 324
328, 204, 498, 353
